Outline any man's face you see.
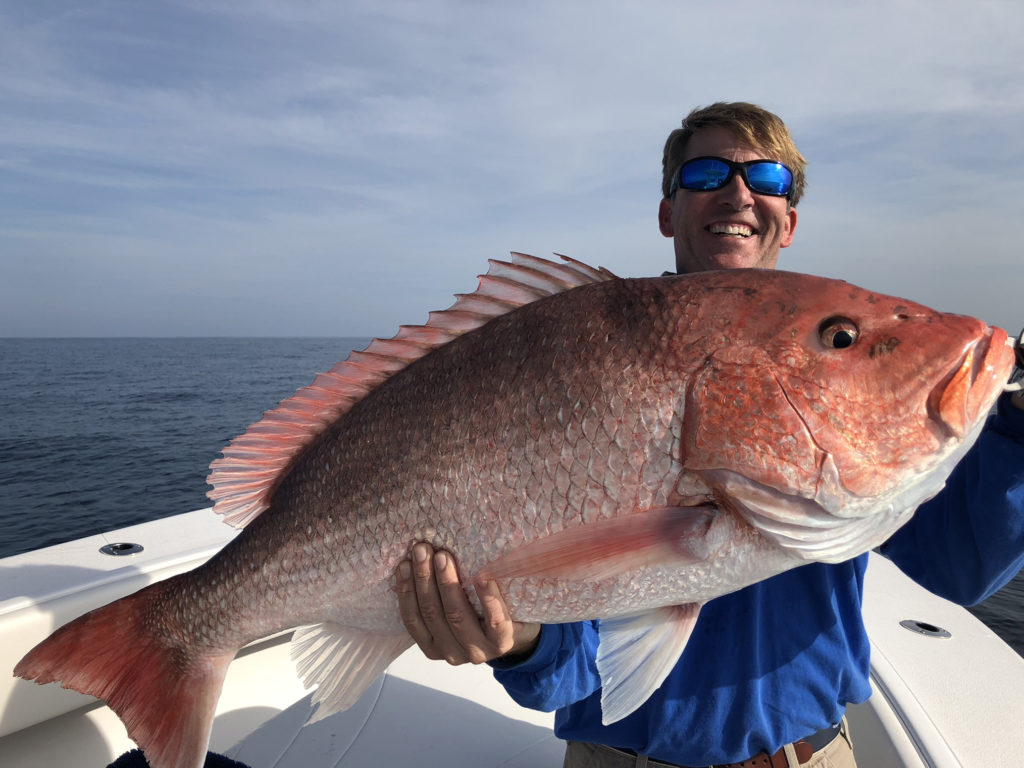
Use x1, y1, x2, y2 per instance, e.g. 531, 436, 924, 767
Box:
659, 125, 797, 274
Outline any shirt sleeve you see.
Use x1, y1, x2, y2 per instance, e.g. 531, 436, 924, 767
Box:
489, 620, 603, 712
879, 393, 1024, 605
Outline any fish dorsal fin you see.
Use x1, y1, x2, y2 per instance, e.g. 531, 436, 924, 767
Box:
206, 253, 617, 528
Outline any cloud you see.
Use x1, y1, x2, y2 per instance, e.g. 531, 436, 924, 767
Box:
1, 0, 1023, 336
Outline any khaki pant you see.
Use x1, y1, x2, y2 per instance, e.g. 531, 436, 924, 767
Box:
562, 719, 856, 768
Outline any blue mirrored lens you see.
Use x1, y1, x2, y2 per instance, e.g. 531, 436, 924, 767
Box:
680, 158, 732, 191
746, 162, 792, 195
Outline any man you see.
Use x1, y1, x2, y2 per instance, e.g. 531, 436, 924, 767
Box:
395, 102, 1024, 767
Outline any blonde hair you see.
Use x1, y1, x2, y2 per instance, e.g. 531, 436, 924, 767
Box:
661, 102, 807, 206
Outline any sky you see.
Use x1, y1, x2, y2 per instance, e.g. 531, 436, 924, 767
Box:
2, 0, 1023, 338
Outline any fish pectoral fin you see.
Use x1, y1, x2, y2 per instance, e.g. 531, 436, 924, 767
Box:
477, 505, 720, 582
597, 603, 701, 725
291, 622, 413, 723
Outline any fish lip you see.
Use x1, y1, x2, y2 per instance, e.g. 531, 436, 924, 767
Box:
928, 326, 1013, 439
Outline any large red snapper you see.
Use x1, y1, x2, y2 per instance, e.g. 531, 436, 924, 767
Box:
15, 254, 1015, 768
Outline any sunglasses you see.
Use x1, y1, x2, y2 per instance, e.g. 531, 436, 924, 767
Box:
670, 156, 794, 199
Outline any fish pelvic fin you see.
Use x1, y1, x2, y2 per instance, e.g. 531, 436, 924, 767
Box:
206, 253, 618, 528
291, 622, 413, 722
14, 583, 233, 768
597, 603, 701, 725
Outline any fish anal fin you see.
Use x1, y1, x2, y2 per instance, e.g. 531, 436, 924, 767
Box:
477, 505, 720, 583
14, 583, 233, 768
206, 254, 617, 528
597, 603, 701, 725
291, 622, 413, 723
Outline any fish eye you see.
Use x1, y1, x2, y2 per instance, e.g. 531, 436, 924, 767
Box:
819, 317, 859, 349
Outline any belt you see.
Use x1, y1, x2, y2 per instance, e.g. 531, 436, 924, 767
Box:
608, 720, 843, 768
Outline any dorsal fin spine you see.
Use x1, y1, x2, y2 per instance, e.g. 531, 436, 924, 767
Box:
206, 253, 618, 528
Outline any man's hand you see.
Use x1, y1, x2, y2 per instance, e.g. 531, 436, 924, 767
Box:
395, 542, 541, 665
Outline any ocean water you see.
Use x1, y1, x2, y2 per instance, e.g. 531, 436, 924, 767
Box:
0, 338, 366, 556
0, 337, 1021, 657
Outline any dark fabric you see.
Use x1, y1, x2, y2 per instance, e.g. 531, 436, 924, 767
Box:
108, 750, 251, 768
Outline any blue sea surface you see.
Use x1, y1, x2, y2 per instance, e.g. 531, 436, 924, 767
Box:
0, 337, 1021, 656
0, 337, 366, 556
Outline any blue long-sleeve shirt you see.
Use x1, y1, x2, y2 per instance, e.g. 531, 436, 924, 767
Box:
492, 393, 1024, 766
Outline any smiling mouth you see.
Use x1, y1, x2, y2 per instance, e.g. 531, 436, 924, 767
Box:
708, 223, 754, 238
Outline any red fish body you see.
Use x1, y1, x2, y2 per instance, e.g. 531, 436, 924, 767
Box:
15, 255, 1015, 768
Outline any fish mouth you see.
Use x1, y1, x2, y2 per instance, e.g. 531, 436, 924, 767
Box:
929, 326, 1014, 439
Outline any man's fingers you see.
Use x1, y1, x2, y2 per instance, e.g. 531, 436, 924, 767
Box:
395, 555, 444, 660
477, 578, 542, 659
433, 551, 474, 630
433, 550, 497, 664
409, 544, 469, 664
395, 542, 538, 665
475, 578, 515, 650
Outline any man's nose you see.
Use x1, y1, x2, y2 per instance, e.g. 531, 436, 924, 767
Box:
716, 172, 755, 208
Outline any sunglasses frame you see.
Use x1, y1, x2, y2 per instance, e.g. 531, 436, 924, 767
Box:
670, 156, 794, 199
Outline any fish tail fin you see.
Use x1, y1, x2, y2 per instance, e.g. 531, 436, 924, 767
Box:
14, 582, 234, 768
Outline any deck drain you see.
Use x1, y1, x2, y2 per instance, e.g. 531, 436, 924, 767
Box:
100, 542, 144, 556
899, 619, 951, 639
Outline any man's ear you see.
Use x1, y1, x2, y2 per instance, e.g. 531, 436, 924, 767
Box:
780, 206, 798, 248
658, 198, 674, 238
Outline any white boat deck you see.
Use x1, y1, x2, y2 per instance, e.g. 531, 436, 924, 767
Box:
2, 508, 1023, 767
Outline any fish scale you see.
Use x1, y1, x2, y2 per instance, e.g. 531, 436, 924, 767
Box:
15, 255, 1015, 768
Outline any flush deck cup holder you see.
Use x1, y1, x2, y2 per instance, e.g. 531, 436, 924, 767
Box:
100, 542, 144, 556
899, 619, 951, 639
